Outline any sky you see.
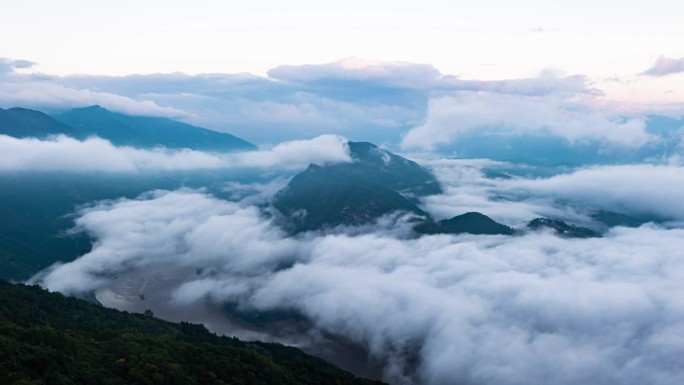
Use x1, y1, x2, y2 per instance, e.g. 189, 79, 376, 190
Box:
1, 0, 684, 106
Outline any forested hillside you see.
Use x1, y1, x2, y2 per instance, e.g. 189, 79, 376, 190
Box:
0, 281, 384, 385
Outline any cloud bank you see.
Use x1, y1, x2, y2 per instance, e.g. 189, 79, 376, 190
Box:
4, 56, 630, 147
420, 160, 684, 225
0, 57, 36, 74
0, 134, 350, 172
401, 94, 652, 150
32, 158, 684, 385
0, 62, 187, 119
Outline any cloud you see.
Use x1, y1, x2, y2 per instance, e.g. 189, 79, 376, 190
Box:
505, 164, 684, 220
0, 134, 351, 172
416, 159, 684, 227
233, 135, 351, 168
60, 67, 429, 144
642, 56, 684, 77
401, 93, 653, 150
35, 190, 297, 294
0, 135, 227, 172
31, 185, 684, 385
418, 158, 573, 225
0, 76, 188, 118
269, 57, 443, 90
0, 57, 36, 74
441, 71, 593, 97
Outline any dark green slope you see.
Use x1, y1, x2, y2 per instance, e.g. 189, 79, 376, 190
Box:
274, 164, 427, 233
273, 141, 515, 236
414, 212, 515, 235
53, 105, 255, 151
0, 280, 385, 385
273, 141, 441, 233
0, 107, 80, 138
337, 142, 442, 197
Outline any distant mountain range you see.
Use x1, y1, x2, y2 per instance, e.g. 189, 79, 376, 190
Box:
0, 107, 80, 138
1, 105, 255, 151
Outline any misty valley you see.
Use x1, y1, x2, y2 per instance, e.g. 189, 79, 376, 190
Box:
2, 101, 684, 385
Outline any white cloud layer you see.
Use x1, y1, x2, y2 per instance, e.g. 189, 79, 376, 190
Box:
233, 134, 351, 168
506, 164, 684, 220
401, 94, 653, 150
33, 169, 684, 384
0, 134, 351, 172
268, 57, 443, 89
419, 160, 684, 225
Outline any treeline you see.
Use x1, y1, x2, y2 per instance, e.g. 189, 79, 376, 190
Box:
0, 280, 384, 385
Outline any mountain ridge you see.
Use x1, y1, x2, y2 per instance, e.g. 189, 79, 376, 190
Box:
54, 105, 255, 151
0, 107, 80, 138
1, 105, 255, 152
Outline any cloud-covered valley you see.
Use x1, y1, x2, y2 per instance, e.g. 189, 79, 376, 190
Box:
4, 55, 684, 385
32, 159, 684, 385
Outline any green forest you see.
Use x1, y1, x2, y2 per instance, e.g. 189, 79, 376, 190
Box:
0, 280, 385, 385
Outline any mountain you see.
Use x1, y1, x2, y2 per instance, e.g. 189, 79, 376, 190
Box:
339, 142, 442, 197
273, 141, 440, 233
0, 107, 80, 138
53, 105, 255, 151
414, 212, 515, 235
527, 218, 600, 238
0, 280, 385, 385
272, 142, 519, 236
274, 163, 428, 233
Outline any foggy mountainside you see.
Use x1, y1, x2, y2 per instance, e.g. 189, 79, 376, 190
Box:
3, 4, 684, 382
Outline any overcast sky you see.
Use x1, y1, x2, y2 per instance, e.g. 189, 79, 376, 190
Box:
2, 0, 684, 106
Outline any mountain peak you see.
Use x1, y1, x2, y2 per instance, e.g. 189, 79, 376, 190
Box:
0, 107, 80, 138
274, 143, 437, 233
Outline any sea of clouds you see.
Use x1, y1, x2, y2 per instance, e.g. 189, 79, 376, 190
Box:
32, 157, 684, 385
